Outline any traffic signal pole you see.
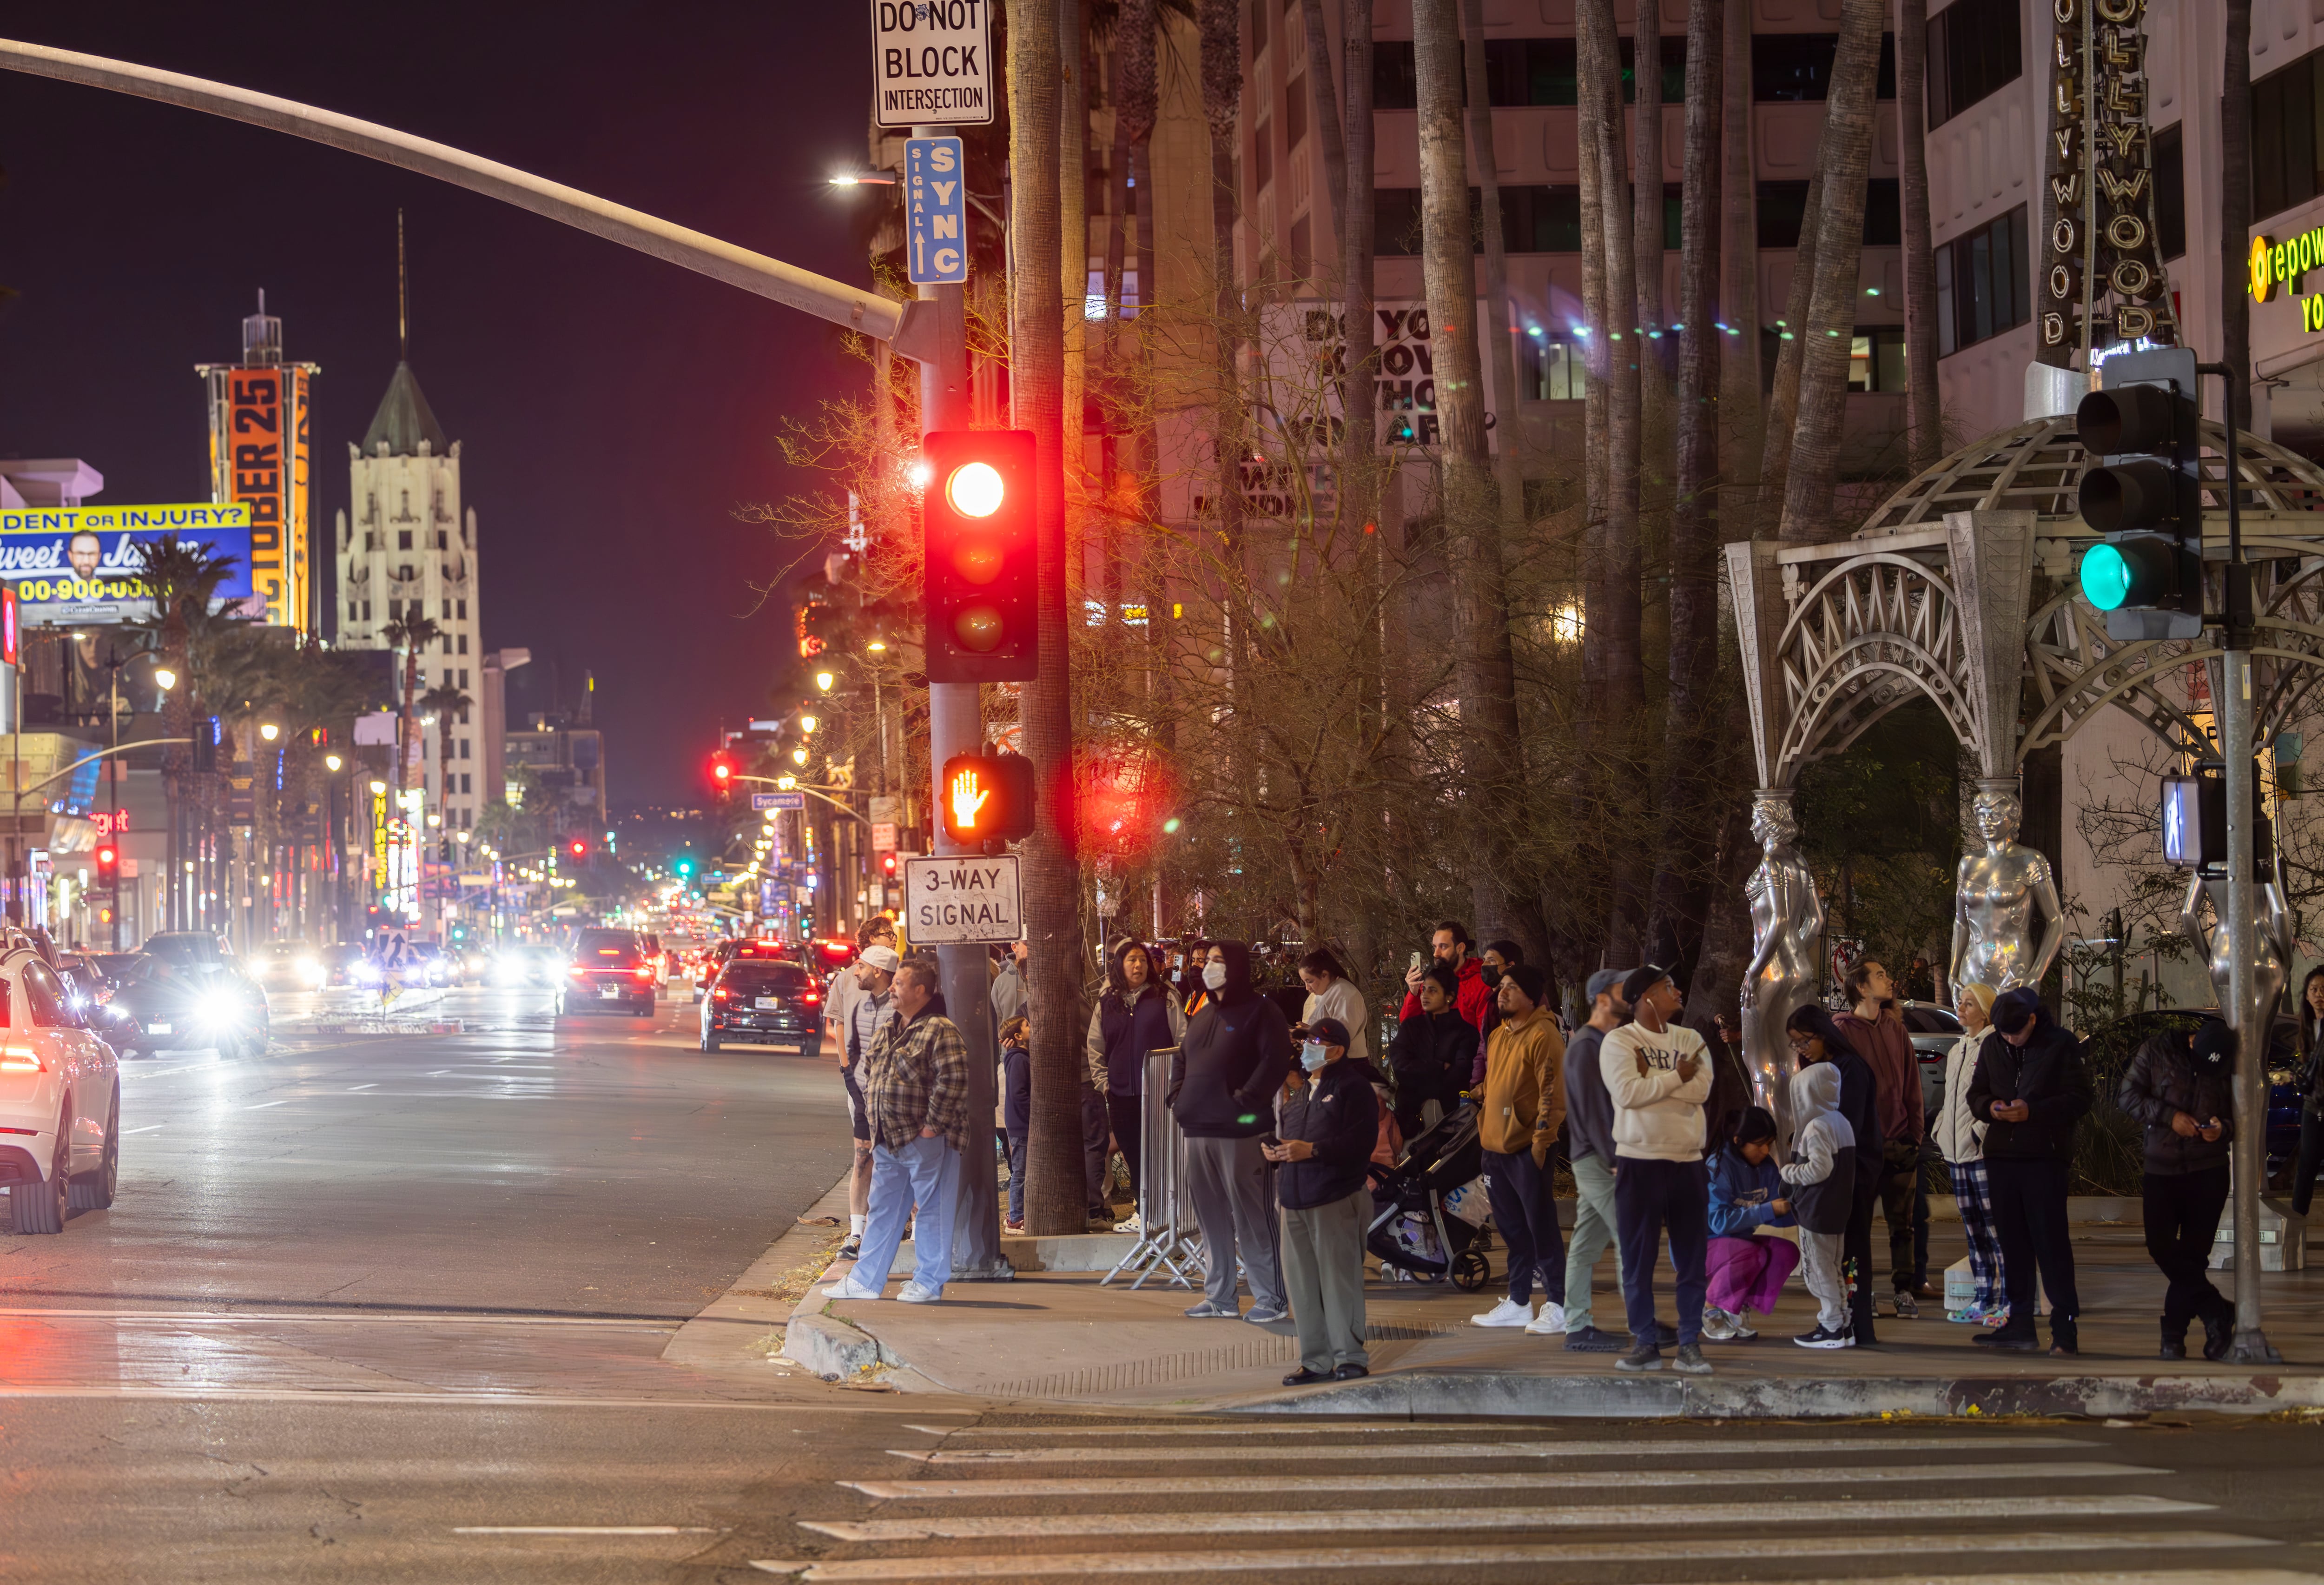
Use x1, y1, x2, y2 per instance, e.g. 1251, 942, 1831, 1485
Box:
914, 140, 1009, 1282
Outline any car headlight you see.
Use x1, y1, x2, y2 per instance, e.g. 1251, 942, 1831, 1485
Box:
197, 991, 242, 1026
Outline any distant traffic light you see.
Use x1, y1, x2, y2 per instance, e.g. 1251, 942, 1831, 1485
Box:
2076, 349, 2202, 641
939, 751, 1037, 844
568, 836, 589, 862
709, 751, 735, 802
93, 842, 119, 891
922, 430, 1037, 684
675, 856, 695, 879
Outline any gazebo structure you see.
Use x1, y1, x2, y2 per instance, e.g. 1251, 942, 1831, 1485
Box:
1723, 413, 2324, 1107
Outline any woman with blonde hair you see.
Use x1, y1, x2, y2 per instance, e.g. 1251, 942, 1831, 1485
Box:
1935, 982, 2006, 1325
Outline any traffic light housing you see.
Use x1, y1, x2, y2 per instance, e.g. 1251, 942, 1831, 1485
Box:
2076, 349, 2202, 642
922, 430, 1037, 684
938, 751, 1037, 845
93, 842, 118, 892
568, 836, 589, 862
709, 751, 735, 802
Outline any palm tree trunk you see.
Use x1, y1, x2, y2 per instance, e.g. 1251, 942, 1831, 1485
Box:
1061, 0, 1089, 511
1776, 0, 1884, 543
1342, 0, 1388, 839
1301, 0, 1350, 257
1718, 0, 1762, 527
1579, 0, 1643, 723
1414, 0, 1531, 945
1756, 168, 1822, 537
1005, 0, 1084, 1240
1634, 0, 1675, 544
1895, 0, 1941, 472
1461, 0, 1526, 537
1199, 0, 1246, 572
2224, 0, 2253, 426
1650, 0, 1723, 979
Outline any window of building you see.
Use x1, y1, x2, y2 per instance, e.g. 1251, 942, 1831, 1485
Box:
1753, 33, 1896, 102
1926, 0, 2020, 128
458, 668, 469, 688
2156, 122, 2185, 259
2251, 46, 2324, 220
1250, 0, 1264, 55
1373, 187, 1429, 255
1288, 213, 1312, 280
1517, 332, 1584, 399
462, 774, 472, 796
456, 599, 467, 619
364, 532, 376, 551
1935, 203, 2029, 356
1762, 179, 1901, 246
363, 600, 371, 621
1253, 118, 1272, 192
441, 598, 451, 619
1499, 186, 1578, 252
441, 634, 453, 654
436, 530, 448, 549
1374, 41, 1418, 109
1849, 327, 1909, 391
1469, 37, 1685, 106
397, 529, 412, 550
1285, 71, 1306, 147
461, 738, 472, 760
457, 633, 469, 655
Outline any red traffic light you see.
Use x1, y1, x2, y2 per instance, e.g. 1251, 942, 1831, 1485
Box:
708, 751, 735, 801
568, 837, 588, 861
94, 843, 119, 888
922, 430, 1037, 684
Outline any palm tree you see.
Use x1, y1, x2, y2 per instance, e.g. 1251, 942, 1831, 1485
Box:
125, 536, 246, 930
1718, 0, 1762, 524
1299, 0, 1350, 255
1197, 0, 1246, 578
1757, 168, 1822, 535
380, 613, 442, 809
417, 683, 473, 810
1460, 0, 1526, 538
1061, 0, 1089, 499
1896, 0, 1942, 474
1774, 0, 1884, 544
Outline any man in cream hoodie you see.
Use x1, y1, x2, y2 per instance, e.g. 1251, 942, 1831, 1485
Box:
1602, 964, 1715, 1375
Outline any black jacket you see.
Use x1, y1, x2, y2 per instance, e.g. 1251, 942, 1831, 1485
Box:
1828, 1047, 1884, 1200
1388, 1007, 1478, 1095
1272, 1058, 1381, 1209
1169, 942, 1293, 1138
1967, 1019, 2093, 1163
2118, 1026, 2235, 1175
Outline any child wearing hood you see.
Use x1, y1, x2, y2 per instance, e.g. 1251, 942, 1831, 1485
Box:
1782, 1062, 1859, 1348
1702, 1107, 1800, 1341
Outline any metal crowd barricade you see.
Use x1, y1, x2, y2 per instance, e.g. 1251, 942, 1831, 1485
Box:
1102, 1046, 1201, 1288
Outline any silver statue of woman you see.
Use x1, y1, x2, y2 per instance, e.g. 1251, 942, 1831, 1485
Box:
1740, 794, 1825, 1133
1950, 787, 2067, 995
2181, 855, 2293, 1034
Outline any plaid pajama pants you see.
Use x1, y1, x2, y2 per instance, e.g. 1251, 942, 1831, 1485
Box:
1951, 1157, 2006, 1313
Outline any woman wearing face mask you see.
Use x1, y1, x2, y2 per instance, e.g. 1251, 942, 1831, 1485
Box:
1262, 1016, 1380, 1384
2119, 1018, 2238, 1359
1935, 983, 2007, 1325
1084, 940, 1188, 1234
1169, 941, 1295, 1322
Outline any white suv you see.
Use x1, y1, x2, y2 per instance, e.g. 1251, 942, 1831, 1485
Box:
0, 948, 121, 1234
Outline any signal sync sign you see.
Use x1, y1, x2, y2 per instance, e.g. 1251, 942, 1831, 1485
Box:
871, 0, 995, 129
905, 137, 969, 286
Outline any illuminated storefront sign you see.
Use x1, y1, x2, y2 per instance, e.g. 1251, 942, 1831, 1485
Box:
2249, 230, 2324, 330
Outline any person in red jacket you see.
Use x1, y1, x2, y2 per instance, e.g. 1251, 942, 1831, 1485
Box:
1833, 958, 1934, 1317
1399, 920, 1491, 1037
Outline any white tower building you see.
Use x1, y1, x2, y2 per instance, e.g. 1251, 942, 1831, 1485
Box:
334, 359, 482, 835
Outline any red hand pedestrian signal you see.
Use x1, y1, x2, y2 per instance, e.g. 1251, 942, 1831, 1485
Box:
948, 765, 992, 834
939, 752, 1036, 844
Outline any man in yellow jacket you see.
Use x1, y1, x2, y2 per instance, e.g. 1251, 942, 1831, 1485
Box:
1470, 962, 1570, 1335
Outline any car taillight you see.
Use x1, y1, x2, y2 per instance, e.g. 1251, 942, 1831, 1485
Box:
713, 987, 731, 1001
804, 992, 821, 1005
633, 965, 654, 979
0, 1049, 45, 1073
570, 967, 588, 978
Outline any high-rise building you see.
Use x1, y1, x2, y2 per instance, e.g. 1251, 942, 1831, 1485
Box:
334, 359, 483, 835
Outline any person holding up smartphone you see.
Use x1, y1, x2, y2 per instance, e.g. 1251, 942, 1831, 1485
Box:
2118, 1019, 2238, 1360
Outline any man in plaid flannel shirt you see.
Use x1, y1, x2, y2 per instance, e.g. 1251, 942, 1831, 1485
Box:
821, 956, 970, 1304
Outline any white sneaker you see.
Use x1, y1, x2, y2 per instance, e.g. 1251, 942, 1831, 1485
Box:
819, 1277, 883, 1301
1471, 1298, 1533, 1328
1523, 1302, 1568, 1336
1113, 1213, 1144, 1234
896, 1282, 942, 1304
1699, 1306, 1739, 1342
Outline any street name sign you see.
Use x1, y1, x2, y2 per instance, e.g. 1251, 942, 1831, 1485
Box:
871, 0, 994, 128
902, 853, 1021, 944
751, 791, 806, 811
905, 136, 968, 286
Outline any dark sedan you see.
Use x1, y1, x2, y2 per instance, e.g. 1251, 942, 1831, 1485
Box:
104, 937, 271, 1059
700, 960, 822, 1054
557, 928, 657, 1017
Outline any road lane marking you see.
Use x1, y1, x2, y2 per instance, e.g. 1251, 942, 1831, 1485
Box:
804, 1492, 2202, 1542
455, 1526, 720, 1535
120, 1125, 163, 1135
347, 1083, 377, 1091
847, 1472, 2173, 1501
748, 1545, 2277, 1582
245, 1100, 291, 1109
894, 1426, 2096, 1450
894, 1441, 2139, 1466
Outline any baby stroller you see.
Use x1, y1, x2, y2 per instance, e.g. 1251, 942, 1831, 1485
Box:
1366, 1098, 1493, 1291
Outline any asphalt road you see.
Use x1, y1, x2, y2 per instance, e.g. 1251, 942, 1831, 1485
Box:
10, 984, 2324, 1585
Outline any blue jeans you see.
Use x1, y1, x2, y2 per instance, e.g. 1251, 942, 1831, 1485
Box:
1006, 1129, 1028, 1224
855, 1132, 961, 1297
1614, 1156, 1710, 1350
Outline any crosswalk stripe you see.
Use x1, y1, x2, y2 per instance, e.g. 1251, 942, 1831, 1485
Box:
748, 1543, 2279, 1582
804, 1493, 2206, 1541
894, 1439, 2140, 1466
898, 1426, 2094, 1450
847, 1462, 2160, 1501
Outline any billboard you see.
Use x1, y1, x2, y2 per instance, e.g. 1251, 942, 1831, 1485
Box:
0, 504, 254, 625
206, 365, 311, 630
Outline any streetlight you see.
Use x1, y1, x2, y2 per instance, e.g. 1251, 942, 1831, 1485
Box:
152, 666, 177, 693
325, 753, 342, 772
799, 714, 819, 734
814, 670, 836, 692
258, 721, 280, 742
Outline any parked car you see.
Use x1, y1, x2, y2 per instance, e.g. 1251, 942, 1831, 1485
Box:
557, 928, 658, 1017
1897, 1000, 1966, 1133
106, 934, 272, 1061
700, 958, 824, 1054
0, 946, 122, 1234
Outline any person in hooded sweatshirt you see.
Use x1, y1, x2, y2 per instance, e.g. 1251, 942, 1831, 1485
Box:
1387, 962, 1479, 1139
2119, 1019, 2237, 1360
1703, 1106, 1800, 1341
1786, 1002, 1886, 1345
1781, 1061, 1859, 1347
1169, 940, 1294, 1322
1084, 939, 1188, 1234
1968, 987, 2093, 1356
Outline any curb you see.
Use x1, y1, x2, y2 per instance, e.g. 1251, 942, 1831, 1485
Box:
660, 1173, 853, 1378
1218, 1367, 2324, 1420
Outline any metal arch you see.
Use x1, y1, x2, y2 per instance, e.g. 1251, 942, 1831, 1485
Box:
1777, 653, 1979, 774
0, 37, 935, 359
1769, 550, 1982, 783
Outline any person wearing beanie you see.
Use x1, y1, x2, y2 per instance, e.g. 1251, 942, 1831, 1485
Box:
1603, 964, 1715, 1374
2119, 1017, 2238, 1360
1935, 982, 2007, 1325
1560, 968, 1654, 1352
1968, 987, 2093, 1354
1701, 1106, 1801, 1340
1470, 961, 1571, 1335
1265, 1015, 1380, 1385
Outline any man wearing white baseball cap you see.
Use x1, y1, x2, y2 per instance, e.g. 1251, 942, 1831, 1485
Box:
838, 942, 902, 1259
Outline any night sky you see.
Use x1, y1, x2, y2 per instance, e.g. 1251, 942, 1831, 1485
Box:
0, 2, 886, 803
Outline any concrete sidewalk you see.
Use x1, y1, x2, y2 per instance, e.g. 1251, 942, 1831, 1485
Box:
781, 1219, 2324, 1418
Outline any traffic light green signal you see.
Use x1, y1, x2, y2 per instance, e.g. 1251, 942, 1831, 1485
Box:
2074, 350, 2202, 641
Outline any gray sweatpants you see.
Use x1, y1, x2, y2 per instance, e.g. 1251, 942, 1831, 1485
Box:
1281, 1188, 1370, 1372
1562, 1152, 1627, 1331
1800, 1229, 1849, 1331
1184, 1134, 1285, 1313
